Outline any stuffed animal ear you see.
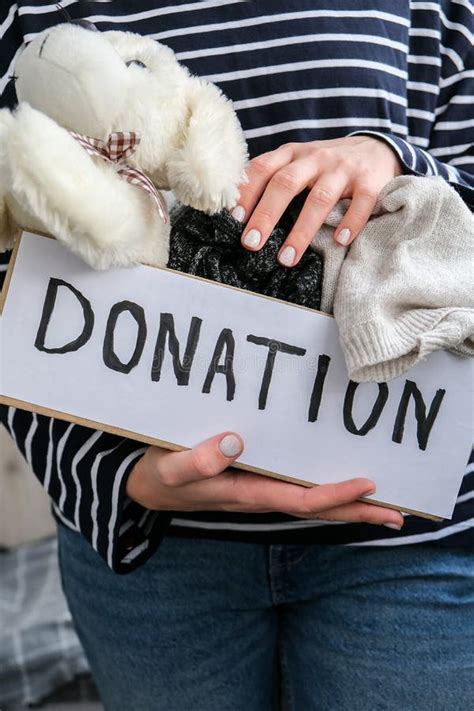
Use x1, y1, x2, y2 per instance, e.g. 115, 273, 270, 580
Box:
0, 110, 21, 253
166, 77, 248, 213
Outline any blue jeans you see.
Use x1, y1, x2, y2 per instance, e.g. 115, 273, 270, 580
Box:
57, 524, 474, 711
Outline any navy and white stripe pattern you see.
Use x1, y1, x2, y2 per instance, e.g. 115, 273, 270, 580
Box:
1, 0, 473, 573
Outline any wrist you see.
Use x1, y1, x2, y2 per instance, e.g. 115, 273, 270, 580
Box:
126, 451, 156, 508
348, 131, 403, 177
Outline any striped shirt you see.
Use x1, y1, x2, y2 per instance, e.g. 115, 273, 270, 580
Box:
1, 0, 473, 573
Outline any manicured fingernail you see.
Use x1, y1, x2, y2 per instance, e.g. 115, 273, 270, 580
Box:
218, 434, 243, 458
279, 245, 296, 266
243, 228, 261, 248
231, 205, 246, 222
337, 228, 351, 246
384, 522, 403, 530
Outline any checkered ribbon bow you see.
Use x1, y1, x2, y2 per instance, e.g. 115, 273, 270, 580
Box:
69, 130, 168, 223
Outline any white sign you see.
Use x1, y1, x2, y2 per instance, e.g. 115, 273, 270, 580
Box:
1, 232, 473, 519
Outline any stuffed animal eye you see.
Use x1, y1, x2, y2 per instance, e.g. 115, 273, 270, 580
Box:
126, 60, 147, 69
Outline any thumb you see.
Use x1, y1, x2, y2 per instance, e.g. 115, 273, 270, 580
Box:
149, 432, 244, 487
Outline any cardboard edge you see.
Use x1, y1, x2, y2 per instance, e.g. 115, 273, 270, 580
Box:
6, 230, 335, 318
0, 235, 21, 315
0, 393, 444, 522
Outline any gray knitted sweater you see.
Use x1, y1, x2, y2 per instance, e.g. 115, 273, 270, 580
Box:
312, 175, 474, 382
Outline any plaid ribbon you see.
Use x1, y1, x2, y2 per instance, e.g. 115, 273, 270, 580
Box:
70, 130, 168, 223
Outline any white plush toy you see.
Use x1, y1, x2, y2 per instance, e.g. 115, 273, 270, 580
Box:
0, 22, 248, 269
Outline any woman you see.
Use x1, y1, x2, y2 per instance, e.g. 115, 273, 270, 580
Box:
1, 1, 473, 709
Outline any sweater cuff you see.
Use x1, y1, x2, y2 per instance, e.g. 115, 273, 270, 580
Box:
102, 441, 172, 574
116, 501, 172, 574
348, 130, 474, 210
340, 308, 474, 383
349, 130, 455, 178
68, 436, 172, 575
348, 130, 437, 177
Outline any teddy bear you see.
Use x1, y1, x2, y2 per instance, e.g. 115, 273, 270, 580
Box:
0, 21, 248, 269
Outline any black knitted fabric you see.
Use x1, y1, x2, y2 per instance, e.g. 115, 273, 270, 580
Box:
168, 197, 323, 310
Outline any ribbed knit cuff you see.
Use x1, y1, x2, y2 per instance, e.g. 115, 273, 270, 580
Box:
340, 309, 474, 382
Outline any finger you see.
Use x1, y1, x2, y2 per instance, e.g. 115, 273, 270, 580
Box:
241, 158, 318, 252
333, 183, 378, 246
194, 473, 376, 514
252, 477, 403, 528
296, 478, 378, 515
150, 432, 244, 487
305, 502, 404, 528
165, 472, 403, 530
231, 144, 295, 225
277, 171, 348, 267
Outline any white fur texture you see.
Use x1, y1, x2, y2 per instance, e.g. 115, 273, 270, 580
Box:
0, 110, 20, 251
1, 24, 248, 268
166, 77, 248, 212
4, 104, 169, 269
15, 25, 127, 138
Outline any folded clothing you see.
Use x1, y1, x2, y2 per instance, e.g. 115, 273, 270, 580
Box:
168, 196, 323, 310
311, 175, 474, 382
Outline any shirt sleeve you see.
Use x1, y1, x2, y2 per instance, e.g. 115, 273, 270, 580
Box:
0, 405, 172, 573
349, 2, 474, 210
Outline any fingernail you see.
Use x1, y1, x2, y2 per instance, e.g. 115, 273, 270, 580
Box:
363, 487, 376, 496
279, 245, 296, 266
384, 522, 403, 530
231, 205, 246, 223
337, 227, 351, 246
243, 228, 261, 249
218, 434, 243, 458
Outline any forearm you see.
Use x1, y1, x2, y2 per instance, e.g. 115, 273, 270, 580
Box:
0, 405, 170, 573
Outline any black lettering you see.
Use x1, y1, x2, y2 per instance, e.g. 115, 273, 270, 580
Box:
392, 379, 446, 451
202, 328, 236, 401
247, 335, 306, 410
343, 380, 389, 436
103, 301, 147, 374
308, 354, 331, 422
34, 278, 94, 354
151, 313, 202, 385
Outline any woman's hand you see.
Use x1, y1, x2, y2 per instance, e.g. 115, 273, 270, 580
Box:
126, 432, 404, 529
233, 136, 402, 266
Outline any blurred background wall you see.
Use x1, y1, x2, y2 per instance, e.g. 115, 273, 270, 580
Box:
0, 427, 55, 548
